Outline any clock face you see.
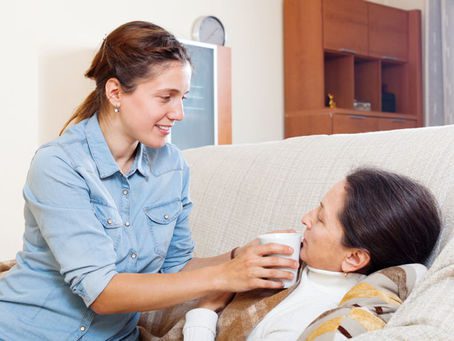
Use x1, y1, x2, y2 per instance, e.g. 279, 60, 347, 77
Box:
193, 16, 225, 46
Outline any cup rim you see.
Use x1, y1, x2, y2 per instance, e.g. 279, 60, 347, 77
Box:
257, 232, 302, 240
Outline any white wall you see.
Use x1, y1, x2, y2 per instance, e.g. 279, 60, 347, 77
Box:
0, 0, 283, 259
0, 0, 427, 259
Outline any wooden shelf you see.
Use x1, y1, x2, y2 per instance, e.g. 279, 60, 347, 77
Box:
284, 0, 423, 137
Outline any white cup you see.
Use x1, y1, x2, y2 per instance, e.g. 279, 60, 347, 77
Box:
257, 232, 302, 288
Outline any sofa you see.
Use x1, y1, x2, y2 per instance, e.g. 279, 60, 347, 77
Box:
1, 126, 453, 339
181, 125, 454, 340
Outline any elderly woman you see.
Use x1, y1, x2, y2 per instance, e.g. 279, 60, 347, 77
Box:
181, 167, 441, 340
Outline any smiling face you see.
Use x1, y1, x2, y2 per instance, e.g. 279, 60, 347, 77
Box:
300, 180, 357, 272
109, 61, 192, 148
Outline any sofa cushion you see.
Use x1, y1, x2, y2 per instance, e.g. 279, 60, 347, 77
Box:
298, 263, 427, 340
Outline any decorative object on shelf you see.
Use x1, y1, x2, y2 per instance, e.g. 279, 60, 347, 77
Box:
327, 93, 337, 108
353, 99, 371, 111
192, 16, 226, 46
382, 84, 396, 113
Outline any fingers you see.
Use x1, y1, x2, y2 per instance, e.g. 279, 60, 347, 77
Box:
250, 270, 296, 289
269, 228, 297, 234
255, 242, 295, 257
255, 278, 286, 289
256, 267, 295, 281
256, 255, 299, 269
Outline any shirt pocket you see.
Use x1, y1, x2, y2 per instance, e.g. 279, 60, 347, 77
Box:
144, 200, 182, 257
92, 202, 123, 250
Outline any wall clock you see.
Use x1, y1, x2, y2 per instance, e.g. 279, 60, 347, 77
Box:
192, 16, 226, 46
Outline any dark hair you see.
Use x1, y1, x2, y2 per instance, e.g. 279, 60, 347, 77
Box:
340, 168, 441, 274
60, 21, 191, 134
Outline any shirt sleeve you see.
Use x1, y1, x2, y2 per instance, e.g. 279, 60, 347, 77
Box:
183, 308, 218, 341
23, 145, 118, 307
160, 158, 195, 273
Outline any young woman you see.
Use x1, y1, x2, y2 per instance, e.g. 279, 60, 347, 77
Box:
0, 21, 297, 340
182, 168, 442, 340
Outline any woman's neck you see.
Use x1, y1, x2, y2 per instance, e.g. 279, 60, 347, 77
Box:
305, 266, 365, 289
98, 113, 139, 174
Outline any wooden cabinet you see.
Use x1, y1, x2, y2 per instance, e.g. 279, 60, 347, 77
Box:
323, 0, 368, 55
332, 113, 416, 134
368, 3, 408, 61
333, 114, 378, 134
284, 0, 423, 137
378, 117, 416, 131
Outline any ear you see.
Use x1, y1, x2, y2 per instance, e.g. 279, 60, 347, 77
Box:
105, 78, 122, 107
341, 248, 370, 273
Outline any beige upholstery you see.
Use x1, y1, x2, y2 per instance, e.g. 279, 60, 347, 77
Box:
183, 125, 454, 340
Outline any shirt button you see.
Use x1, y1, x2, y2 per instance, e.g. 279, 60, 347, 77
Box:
122, 189, 129, 196
80, 326, 86, 332
164, 214, 169, 220
125, 221, 130, 227
131, 252, 137, 259
107, 218, 113, 225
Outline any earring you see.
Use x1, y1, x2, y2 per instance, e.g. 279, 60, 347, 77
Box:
343, 272, 348, 278
114, 105, 120, 113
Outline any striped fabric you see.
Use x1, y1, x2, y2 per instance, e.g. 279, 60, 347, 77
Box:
298, 264, 427, 340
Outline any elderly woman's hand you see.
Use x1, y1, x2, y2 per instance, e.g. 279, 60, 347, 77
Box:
198, 291, 235, 312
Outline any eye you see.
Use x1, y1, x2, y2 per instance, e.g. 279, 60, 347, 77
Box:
317, 207, 324, 223
160, 96, 171, 102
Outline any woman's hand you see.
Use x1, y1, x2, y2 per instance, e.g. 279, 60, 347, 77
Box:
233, 229, 297, 259
198, 291, 235, 312
213, 240, 299, 292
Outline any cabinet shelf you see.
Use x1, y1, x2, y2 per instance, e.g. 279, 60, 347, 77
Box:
284, 0, 422, 136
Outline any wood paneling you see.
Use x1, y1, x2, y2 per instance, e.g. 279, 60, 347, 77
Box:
381, 62, 408, 114
324, 54, 354, 109
285, 112, 332, 137
407, 10, 423, 124
378, 117, 416, 131
284, 0, 324, 111
323, 0, 368, 55
368, 3, 408, 61
354, 59, 381, 111
333, 114, 379, 134
217, 46, 232, 144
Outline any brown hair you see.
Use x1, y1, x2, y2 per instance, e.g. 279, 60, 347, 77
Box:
340, 168, 441, 274
60, 21, 191, 135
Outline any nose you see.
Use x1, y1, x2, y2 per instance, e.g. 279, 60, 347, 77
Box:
168, 99, 185, 122
301, 212, 311, 229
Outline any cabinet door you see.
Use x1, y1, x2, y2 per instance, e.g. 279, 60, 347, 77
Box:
378, 118, 416, 131
368, 3, 408, 61
323, 0, 368, 55
333, 114, 379, 134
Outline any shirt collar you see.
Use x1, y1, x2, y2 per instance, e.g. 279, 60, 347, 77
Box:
305, 266, 365, 290
85, 114, 150, 179
132, 142, 150, 178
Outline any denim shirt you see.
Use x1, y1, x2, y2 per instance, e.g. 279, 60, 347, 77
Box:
0, 114, 194, 340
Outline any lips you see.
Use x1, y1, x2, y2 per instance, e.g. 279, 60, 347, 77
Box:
156, 125, 172, 135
